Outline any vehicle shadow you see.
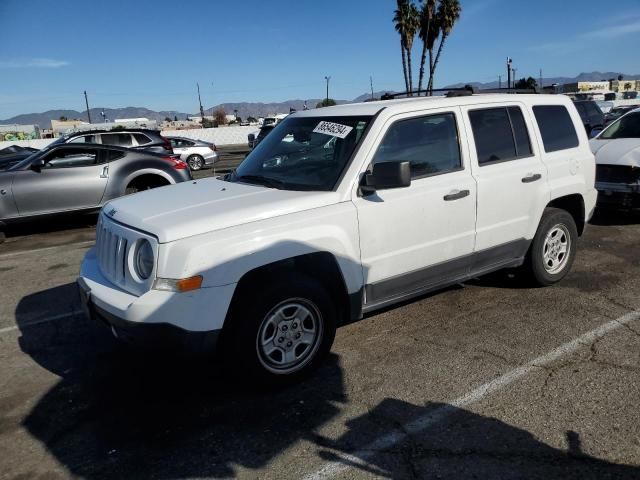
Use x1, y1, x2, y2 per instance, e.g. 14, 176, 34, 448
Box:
14, 282, 347, 479
589, 207, 640, 226
312, 397, 640, 479
3, 212, 98, 240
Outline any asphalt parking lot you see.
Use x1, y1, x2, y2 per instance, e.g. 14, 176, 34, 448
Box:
1, 178, 639, 478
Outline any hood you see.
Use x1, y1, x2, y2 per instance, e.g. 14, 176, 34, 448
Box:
590, 138, 640, 167
104, 178, 341, 243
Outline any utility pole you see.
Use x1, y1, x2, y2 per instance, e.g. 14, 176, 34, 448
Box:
506, 58, 512, 89
512, 68, 518, 88
539, 69, 543, 89
370, 76, 374, 100
498, 75, 502, 89
324, 75, 331, 106
197, 82, 205, 125
84, 90, 92, 124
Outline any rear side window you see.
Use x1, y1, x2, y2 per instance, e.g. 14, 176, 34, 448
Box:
133, 133, 151, 145
533, 106, 580, 152
100, 133, 133, 147
469, 106, 532, 165
106, 149, 126, 161
372, 112, 462, 179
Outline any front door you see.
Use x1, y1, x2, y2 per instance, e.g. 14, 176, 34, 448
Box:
12, 146, 109, 217
352, 108, 477, 308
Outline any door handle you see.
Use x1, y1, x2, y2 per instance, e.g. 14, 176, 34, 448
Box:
443, 189, 470, 201
100, 166, 109, 178
522, 173, 542, 183
0, 189, 6, 195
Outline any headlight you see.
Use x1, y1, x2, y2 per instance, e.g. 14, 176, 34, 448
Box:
134, 240, 154, 280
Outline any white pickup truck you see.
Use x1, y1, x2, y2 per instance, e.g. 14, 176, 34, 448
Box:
78, 93, 597, 383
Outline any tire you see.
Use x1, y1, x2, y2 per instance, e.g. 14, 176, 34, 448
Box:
187, 155, 204, 171
525, 208, 578, 286
125, 186, 139, 195
223, 273, 337, 385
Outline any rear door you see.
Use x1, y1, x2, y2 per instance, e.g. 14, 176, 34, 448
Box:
12, 146, 109, 216
462, 103, 548, 253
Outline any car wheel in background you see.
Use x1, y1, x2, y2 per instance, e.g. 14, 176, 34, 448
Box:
525, 208, 578, 286
223, 273, 337, 385
187, 155, 204, 171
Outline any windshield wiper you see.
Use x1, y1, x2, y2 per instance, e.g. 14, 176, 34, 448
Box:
235, 174, 286, 189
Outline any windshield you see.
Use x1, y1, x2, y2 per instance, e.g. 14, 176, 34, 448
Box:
7, 146, 48, 171
228, 115, 371, 191
599, 112, 640, 140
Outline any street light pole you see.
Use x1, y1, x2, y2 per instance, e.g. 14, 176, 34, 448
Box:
197, 82, 205, 125
84, 90, 92, 124
506, 58, 512, 89
324, 76, 331, 106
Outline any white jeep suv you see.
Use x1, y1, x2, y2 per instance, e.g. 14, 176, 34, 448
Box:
78, 93, 597, 382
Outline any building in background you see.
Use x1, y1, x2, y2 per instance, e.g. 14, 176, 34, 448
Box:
0, 124, 41, 141
561, 81, 610, 93
50, 119, 89, 136
610, 79, 640, 93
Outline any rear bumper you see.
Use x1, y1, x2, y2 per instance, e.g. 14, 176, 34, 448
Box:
596, 182, 640, 208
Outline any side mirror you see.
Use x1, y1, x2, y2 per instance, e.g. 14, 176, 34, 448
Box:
361, 161, 411, 194
590, 128, 603, 139
248, 133, 255, 142
30, 158, 44, 172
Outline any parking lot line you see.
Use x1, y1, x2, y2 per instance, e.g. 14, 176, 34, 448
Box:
303, 309, 640, 480
0, 310, 82, 335
0, 240, 94, 259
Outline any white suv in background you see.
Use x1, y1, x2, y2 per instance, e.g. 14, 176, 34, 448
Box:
78, 93, 597, 383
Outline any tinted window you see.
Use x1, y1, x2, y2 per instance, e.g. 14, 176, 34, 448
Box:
69, 134, 98, 144
107, 149, 126, 161
469, 108, 515, 164
599, 112, 640, 139
43, 148, 101, 168
133, 133, 151, 145
585, 103, 602, 119
508, 107, 533, 157
100, 133, 133, 147
533, 106, 580, 152
373, 112, 461, 178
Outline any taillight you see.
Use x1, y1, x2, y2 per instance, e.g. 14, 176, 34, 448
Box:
164, 156, 188, 169
161, 136, 173, 153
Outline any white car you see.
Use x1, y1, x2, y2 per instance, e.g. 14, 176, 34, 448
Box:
590, 107, 640, 209
168, 136, 218, 171
78, 93, 597, 383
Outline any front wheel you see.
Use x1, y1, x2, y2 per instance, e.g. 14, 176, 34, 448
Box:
525, 208, 578, 286
223, 273, 336, 384
187, 155, 204, 171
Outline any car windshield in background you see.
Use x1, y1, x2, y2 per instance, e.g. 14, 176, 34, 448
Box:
229, 115, 371, 191
599, 112, 640, 140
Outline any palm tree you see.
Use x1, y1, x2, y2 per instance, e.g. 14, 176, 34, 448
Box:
394, 0, 419, 95
417, 0, 437, 95
428, 0, 461, 93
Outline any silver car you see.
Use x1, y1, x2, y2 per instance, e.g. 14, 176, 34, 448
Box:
0, 143, 192, 240
168, 136, 218, 171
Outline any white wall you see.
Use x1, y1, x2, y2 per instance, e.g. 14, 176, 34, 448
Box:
0, 125, 260, 151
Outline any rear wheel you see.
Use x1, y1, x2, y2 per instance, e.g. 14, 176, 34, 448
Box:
124, 176, 170, 195
525, 208, 578, 286
223, 273, 336, 384
187, 155, 204, 171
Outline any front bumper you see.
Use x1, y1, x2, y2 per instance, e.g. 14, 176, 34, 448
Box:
78, 247, 236, 349
595, 181, 640, 209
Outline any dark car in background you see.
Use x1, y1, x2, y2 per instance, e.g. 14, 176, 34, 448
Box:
573, 100, 605, 136
604, 105, 639, 125
51, 128, 174, 154
0, 145, 39, 170
0, 143, 191, 240
248, 125, 276, 149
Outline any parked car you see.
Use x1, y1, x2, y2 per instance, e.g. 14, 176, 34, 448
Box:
248, 125, 275, 149
573, 100, 604, 136
604, 105, 638, 125
595, 100, 614, 114
0, 143, 191, 241
0, 145, 39, 171
167, 136, 218, 171
590, 107, 640, 209
51, 128, 174, 154
79, 93, 596, 384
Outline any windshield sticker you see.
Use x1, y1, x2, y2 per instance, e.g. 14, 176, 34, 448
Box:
313, 121, 353, 139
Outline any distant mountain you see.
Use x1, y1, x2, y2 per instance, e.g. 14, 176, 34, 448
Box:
4, 72, 639, 128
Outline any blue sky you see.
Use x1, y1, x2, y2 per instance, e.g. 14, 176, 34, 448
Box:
1, 0, 639, 117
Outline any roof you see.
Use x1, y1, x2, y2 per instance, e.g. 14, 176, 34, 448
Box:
292, 94, 573, 118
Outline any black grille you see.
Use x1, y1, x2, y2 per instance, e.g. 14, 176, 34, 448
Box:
596, 165, 640, 184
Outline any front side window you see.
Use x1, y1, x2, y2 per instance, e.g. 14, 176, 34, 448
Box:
42, 148, 101, 168
469, 106, 532, 165
229, 115, 371, 191
372, 112, 461, 178
533, 105, 580, 152
599, 112, 640, 139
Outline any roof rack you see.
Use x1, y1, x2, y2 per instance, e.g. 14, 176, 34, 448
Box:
380, 86, 539, 100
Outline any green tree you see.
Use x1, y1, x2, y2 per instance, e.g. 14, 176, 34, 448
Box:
58, 116, 68, 121
417, 0, 438, 95
316, 98, 337, 108
174, 115, 178, 122
247, 116, 258, 123
394, 0, 419, 95
515, 77, 538, 89
214, 108, 227, 125
164, 116, 172, 122
428, 0, 462, 93
624, 82, 633, 91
